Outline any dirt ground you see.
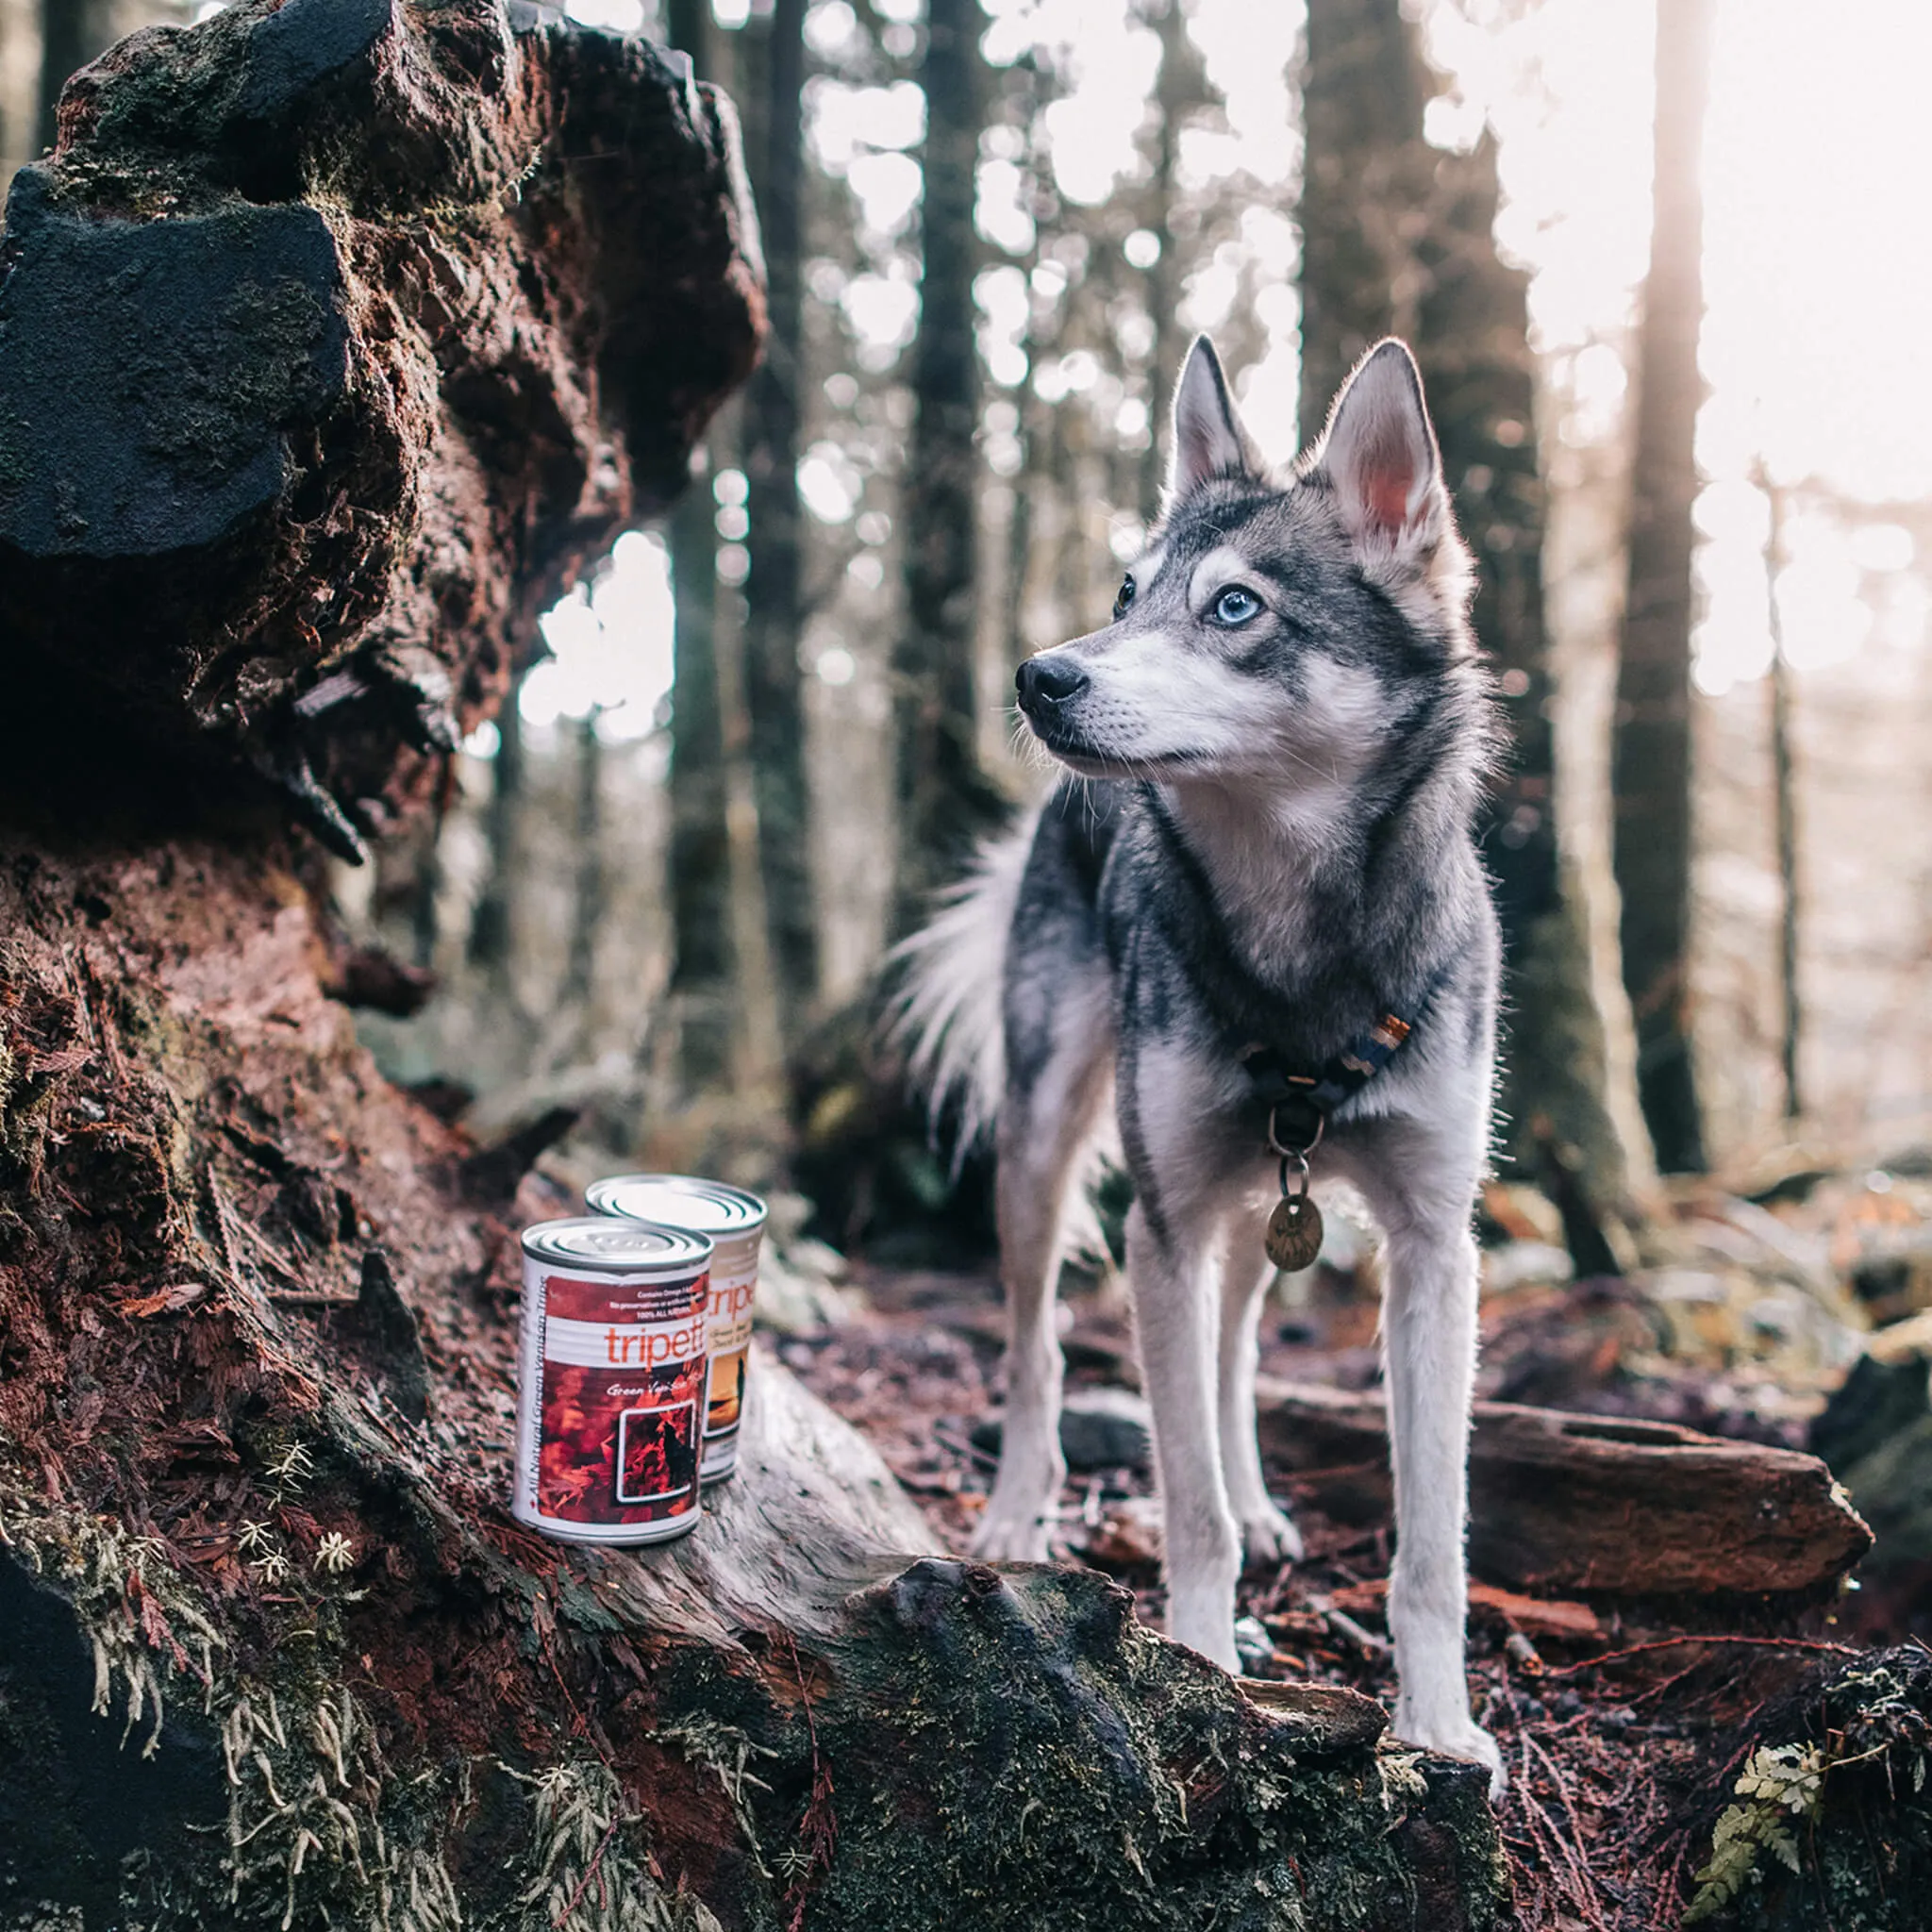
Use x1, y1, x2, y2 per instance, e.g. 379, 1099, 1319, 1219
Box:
776, 1254, 1879, 1931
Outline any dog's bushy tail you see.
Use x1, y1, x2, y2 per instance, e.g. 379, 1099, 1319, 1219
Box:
887, 801, 1041, 1164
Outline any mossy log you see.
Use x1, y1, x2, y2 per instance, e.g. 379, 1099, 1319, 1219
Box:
0, 6, 1508, 1926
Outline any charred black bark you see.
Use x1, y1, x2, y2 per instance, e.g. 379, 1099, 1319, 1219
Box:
0, 0, 763, 847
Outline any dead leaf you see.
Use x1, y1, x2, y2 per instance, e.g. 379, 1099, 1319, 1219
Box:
1327, 1575, 1604, 1644
116, 1280, 210, 1319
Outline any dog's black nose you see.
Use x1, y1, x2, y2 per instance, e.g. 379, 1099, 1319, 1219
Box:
1016, 657, 1088, 708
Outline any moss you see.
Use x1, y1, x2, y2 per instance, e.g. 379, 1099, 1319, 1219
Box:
0, 1048, 58, 1179
647, 1560, 1507, 1932
0, 411, 28, 500
0, 1485, 225, 1757
1695, 1659, 1932, 1931
516, 1759, 727, 1932
0, 1476, 771, 1931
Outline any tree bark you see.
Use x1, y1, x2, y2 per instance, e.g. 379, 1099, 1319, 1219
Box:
0, 0, 764, 841
1298, 0, 1638, 1211
892, 0, 1007, 940
1611, 0, 1715, 1174
1296, 0, 1424, 429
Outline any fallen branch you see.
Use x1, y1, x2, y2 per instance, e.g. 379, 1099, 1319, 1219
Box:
1256, 1379, 1872, 1596
1540, 1634, 1869, 1678
1327, 1576, 1605, 1645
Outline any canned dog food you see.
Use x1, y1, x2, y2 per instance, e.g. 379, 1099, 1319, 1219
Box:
514, 1217, 713, 1544
584, 1175, 767, 1485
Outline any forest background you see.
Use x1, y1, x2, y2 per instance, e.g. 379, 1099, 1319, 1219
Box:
6, 0, 1931, 1248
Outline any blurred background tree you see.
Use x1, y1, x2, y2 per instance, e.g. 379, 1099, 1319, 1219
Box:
1298, 0, 1637, 1265
1611, 0, 1712, 1177
13, 0, 1929, 1248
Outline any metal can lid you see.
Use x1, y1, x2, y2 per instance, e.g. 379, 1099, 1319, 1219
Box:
520, 1216, 712, 1273
585, 1174, 768, 1238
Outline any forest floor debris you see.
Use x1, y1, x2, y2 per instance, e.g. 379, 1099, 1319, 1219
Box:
777, 1166, 1932, 1929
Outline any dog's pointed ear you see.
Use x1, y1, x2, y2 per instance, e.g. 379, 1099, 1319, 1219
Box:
1170, 336, 1262, 497
1316, 340, 1446, 559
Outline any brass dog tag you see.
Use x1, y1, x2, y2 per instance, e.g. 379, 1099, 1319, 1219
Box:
1265, 1194, 1324, 1272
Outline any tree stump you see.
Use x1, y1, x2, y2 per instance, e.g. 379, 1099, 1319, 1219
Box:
0, 6, 1509, 1925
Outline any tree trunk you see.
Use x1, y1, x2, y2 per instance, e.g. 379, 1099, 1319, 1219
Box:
1297, 0, 1639, 1217
738, 0, 820, 1044
1757, 467, 1803, 1121
664, 0, 708, 75
469, 673, 527, 981
667, 473, 739, 1090
708, 431, 790, 1094
661, 0, 748, 1092
562, 709, 606, 1020
0, 8, 1511, 1923
1610, 0, 1714, 1174
35, 0, 111, 155
892, 0, 1007, 939
1296, 0, 1424, 430
1138, 0, 1202, 523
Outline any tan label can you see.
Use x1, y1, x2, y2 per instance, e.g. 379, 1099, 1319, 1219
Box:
514, 1217, 714, 1544
584, 1175, 767, 1485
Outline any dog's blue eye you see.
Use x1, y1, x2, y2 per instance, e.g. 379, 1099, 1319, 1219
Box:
1113, 575, 1136, 620
1213, 587, 1260, 625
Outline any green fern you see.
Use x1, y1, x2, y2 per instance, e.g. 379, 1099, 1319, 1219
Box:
1684, 1743, 1824, 1923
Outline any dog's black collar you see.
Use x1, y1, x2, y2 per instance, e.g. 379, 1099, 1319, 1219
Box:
1132, 783, 1453, 1144
1236, 965, 1448, 1150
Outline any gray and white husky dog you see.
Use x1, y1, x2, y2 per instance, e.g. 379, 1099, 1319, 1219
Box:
895, 333, 1506, 1790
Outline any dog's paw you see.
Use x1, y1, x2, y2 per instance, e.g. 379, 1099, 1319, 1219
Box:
1394, 1710, 1507, 1801
1239, 1500, 1303, 1568
969, 1503, 1053, 1564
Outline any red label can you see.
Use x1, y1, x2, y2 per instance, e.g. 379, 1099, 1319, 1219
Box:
513, 1217, 714, 1544
584, 1174, 767, 1486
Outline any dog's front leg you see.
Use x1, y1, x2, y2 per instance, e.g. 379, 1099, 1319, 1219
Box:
973, 1005, 1112, 1562
1367, 1145, 1505, 1796
970, 1131, 1070, 1563
1127, 1197, 1242, 1672
1218, 1241, 1303, 1567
